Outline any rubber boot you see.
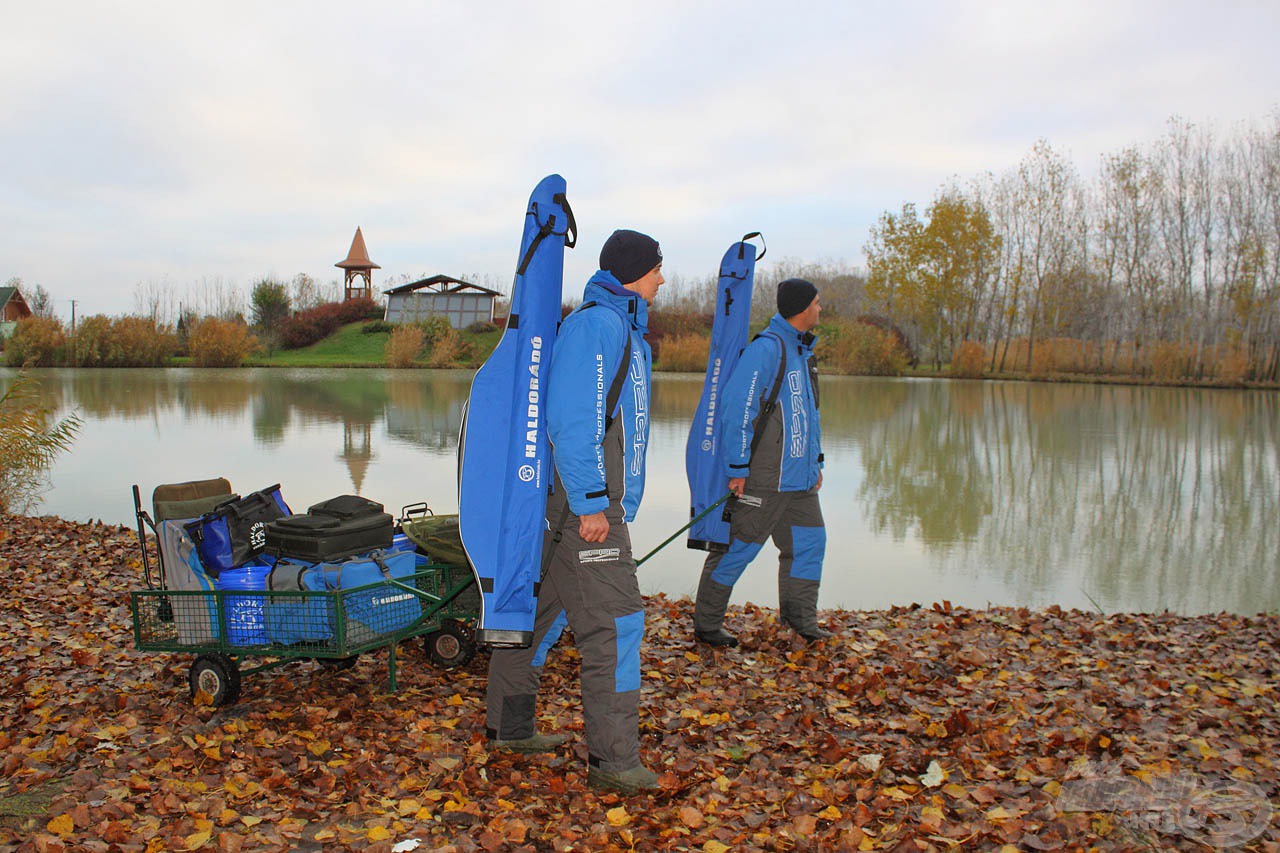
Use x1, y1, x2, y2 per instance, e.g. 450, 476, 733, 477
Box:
693, 576, 738, 647
588, 764, 660, 794
487, 732, 567, 754
780, 577, 831, 642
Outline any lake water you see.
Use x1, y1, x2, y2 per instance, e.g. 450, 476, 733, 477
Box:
4, 367, 1277, 616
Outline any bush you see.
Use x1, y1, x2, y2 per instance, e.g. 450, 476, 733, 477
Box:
1213, 346, 1250, 385
1150, 341, 1192, 381
278, 297, 382, 349
188, 318, 257, 367
656, 333, 710, 372
3, 317, 68, 367
362, 320, 395, 335
0, 371, 81, 514
647, 309, 712, 339
417, 316, 454, 345
427, 328, 471, 368
108, 316, 177, 366
385, 325, 426, 368
950, 340, 988, 378
818, 321, 907, 376
72, 315, 113, 367
466, 320, 499, 334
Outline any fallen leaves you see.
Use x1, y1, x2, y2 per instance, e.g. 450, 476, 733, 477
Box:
1, 516, 1279, 850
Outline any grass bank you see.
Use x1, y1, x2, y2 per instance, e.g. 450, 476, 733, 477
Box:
245, 322, 504, 369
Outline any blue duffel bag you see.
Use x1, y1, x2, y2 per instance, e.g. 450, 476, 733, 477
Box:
302, 550, 421, 645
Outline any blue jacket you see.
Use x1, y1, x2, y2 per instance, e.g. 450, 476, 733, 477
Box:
719, 313, 823, 491
547, 271, 653, 521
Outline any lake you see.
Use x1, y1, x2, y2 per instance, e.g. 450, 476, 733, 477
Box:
3, 367, 1277, 616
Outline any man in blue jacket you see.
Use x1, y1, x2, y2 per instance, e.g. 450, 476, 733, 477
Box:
486, 229, 662, 794
693, 278, 831, 645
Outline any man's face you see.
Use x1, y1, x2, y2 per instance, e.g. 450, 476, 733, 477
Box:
626, 265, 664, 303
794, 295, 822, 331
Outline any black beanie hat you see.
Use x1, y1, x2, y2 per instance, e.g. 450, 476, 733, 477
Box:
777, 278, 818, 318
599, 229, 662, 285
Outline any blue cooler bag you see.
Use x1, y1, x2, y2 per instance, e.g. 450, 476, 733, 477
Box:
185, 485, 291, 576
264, 559, 335, 645
303, 550, 421, 645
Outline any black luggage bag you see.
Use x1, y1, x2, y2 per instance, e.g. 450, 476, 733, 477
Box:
264, 495, 394, 563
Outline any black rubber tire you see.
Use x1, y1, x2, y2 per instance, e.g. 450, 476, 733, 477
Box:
189, 653, 241, 706
319, 655, 359, 671
424, 621, 477, 669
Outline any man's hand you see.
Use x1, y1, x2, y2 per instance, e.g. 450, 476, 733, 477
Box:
728, 477, 746, 498
816, 470, 823, 491
579, 511, 610, 543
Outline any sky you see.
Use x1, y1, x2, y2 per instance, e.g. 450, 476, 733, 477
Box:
3, 1, 1278, 320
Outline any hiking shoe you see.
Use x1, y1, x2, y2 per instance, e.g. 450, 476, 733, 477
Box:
694, 628, 739, 648
487, 732, 567, 754
587, 764, 660, 794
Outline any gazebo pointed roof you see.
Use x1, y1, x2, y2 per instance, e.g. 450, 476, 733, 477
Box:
336, 227, 381, 270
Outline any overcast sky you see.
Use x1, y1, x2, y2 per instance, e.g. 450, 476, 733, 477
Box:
3, 1, 1278, 319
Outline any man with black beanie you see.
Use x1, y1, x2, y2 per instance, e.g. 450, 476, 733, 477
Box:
693, 278, 830, 645
486, 228, 663, 794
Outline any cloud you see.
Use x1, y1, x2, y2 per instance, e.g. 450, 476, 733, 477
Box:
2, 1, 1278, 317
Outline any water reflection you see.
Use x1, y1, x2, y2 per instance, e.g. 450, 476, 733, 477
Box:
4, 367, 1276, 615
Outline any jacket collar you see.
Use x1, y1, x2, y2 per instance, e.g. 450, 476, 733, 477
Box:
766, 313, 817, 351
584, 271, 649, 335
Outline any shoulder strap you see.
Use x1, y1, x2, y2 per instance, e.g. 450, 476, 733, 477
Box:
748, 333, 787, 462
577, 302, 632, 430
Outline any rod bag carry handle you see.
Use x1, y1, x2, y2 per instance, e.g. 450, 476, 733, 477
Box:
517, 192, 577, 275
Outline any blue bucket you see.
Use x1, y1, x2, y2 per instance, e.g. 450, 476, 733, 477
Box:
216, 561, 272, 646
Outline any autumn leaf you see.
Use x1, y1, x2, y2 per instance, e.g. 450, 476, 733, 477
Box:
45, 814, 74, 837
679, 805, 704, 828
606, 806, 631, 827
183, 830, 211, 850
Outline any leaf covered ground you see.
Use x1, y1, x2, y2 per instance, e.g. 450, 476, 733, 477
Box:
0, 515, 1277, 852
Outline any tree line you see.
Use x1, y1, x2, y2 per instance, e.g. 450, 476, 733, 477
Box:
864, 114, 1280, 382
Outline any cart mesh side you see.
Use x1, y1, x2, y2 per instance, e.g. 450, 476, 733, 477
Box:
131, 565, 478, 658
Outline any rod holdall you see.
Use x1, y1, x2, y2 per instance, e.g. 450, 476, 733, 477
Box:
184, 485, 291, 577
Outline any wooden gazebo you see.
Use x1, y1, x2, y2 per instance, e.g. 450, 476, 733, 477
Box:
335, 227, 380, 301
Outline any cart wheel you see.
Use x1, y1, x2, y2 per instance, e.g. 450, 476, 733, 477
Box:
189, 653, 241, 706
424, 621, 476, 669
319, 655, 358, 671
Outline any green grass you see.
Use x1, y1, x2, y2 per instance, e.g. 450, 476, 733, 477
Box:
247, 322, 506, 368
250, 322, 390, 367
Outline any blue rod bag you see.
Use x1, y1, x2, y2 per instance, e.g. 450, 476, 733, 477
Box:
685, 233, 764, 551
458, 175, 575, 648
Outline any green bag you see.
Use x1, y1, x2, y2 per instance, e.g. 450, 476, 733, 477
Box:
401, 512, 469, 567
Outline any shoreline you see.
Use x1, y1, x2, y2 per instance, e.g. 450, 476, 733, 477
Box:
2, 515, 1278, 850
5, 362, 1279, 393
